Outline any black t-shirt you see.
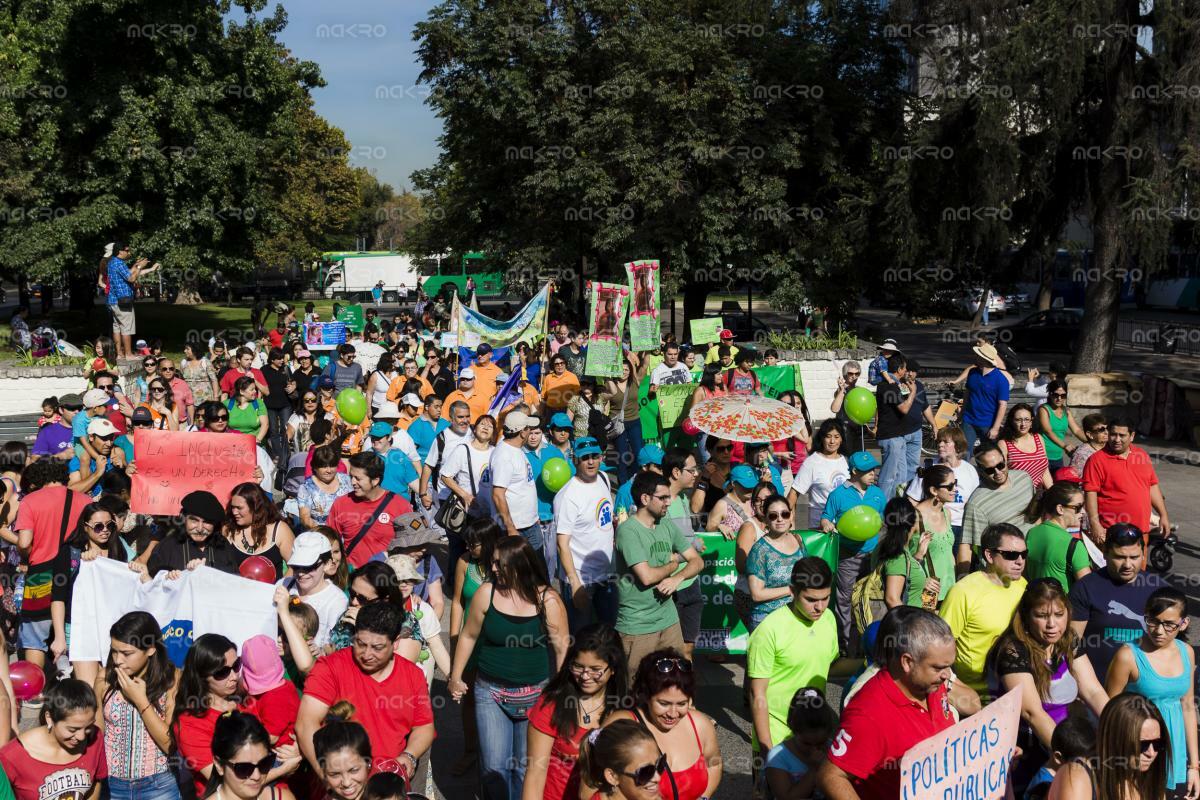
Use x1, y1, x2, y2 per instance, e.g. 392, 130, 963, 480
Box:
146, 531, 242, 576
994, 634, 1084, 676
260, 364, 293, 410
1069, 569, 1169, 679
875, 381, 922, 440
425, 366, 455, 400
292, 366, 319, 392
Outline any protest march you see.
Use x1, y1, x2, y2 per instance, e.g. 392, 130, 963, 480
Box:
0, 251, 1184, 800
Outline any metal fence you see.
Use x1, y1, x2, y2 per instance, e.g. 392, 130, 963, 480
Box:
1116, 318, 1200, 356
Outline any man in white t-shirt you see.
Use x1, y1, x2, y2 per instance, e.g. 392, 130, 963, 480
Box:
649, 343, 692, 392
491, 410, 544, 568
419, 399, 473, 506
554, 436, 615, 631
279, 531, 349, 647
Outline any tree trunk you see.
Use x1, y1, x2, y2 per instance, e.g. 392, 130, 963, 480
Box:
1072, 0, 1136, 374
1036, 267, 1053, 311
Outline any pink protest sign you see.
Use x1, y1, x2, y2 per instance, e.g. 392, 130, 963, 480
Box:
899, 687, 1021, 800
131, 429, 257, 516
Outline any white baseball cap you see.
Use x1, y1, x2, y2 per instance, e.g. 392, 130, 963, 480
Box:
287, 531, 332, 568
459, 368, 476, 380
87, 418, 119, 437
83, 388, 110, 409
401, 393, 422, 408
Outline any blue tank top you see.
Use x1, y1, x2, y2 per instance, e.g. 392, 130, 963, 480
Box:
1128, 639, 1191, 790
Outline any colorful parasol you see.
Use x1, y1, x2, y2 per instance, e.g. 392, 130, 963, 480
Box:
687, 395, 808, 443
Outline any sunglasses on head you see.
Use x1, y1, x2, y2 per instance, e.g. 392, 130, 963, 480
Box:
208, 657, 242, 681
622, 754, 668, 786
89, 521, 117, 533
989, 548, 1027, 561
654, 657, 693, 674
224, 755, 275, 780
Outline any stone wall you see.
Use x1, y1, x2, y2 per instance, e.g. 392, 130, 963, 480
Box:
0, 364, 137, 417
779, 349, 874, 422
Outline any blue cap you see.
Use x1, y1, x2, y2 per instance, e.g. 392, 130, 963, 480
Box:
549, 412, 573, 430
728, 464, 759, 490
317, 375, 336, 389
369, 421, 393, 439
848, 450, 882, 472
575, 437, 602, 459
637, 444, 665, 466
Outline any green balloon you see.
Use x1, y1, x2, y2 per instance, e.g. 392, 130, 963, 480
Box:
837, 504, 882, 542
844, 386, 877, 425
541, 458, 571, 492
336, 388, 368, 425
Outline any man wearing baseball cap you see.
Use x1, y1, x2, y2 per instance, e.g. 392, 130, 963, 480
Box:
146, 490, 241, 576
703, 329, 739, 365
820, 450, 887, 653
470, 343, 502, 399
68, 418, 122, 497
614, 444, 664, 525
490, 410, 545, 566
74, 387, 114, 467
554, 436, 616, 630
397, 394, 423, 430
281, 531, 348, 646
441, 367, 490, 424
370, 420, 420, 496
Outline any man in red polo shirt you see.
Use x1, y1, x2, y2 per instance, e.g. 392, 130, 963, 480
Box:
818, 610, 957, 800
327, 451, 412, 568
1082, 417, 1169, 544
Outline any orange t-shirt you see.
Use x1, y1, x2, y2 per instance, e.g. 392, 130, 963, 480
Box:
386, 374, 433, 403
441, 389, 492, 425
542, 372, 580, 411
470, 362, 502, 400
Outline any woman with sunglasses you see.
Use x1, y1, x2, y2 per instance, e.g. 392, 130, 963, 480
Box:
1024, 482, 1092, 592
225, 483, 294, 578
910, 464, 957, 603
1000, 403, 1052, 490
94, 612, 180, 800
877, 497, 937, 611
1105, 587, 1198, 800
745, 496, 805, 630
0, 679, 105, 800
138, 376, 180, 431
1069, 413, 1109, 474
523, 624, 630, 800
1037, 380, 1087, 471
49, 502, 130, 685
1059, 693, 1168, 800
786, 419, 849, 529
205, 711, 296, 800
228, 377, 269, 443
988, 578, 1108, 789
327, 560, 404, 651
286, 390, 325, 455
130, 355, 160, 406
579, 720, 667, 800
602, 650, 721, 800
174, 635, 249, 796
733, 483, 774, 633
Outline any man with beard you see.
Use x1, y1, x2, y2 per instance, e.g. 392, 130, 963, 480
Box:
145, 490, 240, 575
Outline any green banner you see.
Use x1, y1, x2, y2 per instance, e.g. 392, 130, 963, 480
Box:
656, 383, 693, 429
625, 260, 662, 351
690, 317, 722, 344
695, 533, 748, 654
756, 364, 797, 398
333, 304, 365, 333
584, 281, 629, 378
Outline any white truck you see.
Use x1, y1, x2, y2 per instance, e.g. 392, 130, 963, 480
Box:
321, 252, 422, 302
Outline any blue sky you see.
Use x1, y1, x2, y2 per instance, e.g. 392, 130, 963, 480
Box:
255, 1, 443, 192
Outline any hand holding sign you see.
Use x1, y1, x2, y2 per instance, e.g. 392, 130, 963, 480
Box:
131, 429, 257, 516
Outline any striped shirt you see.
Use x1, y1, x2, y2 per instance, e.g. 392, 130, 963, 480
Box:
961, 469, 1035, 549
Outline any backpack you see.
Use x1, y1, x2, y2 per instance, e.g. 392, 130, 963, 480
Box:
227, 398, 262, 413
852, 552, 911, 636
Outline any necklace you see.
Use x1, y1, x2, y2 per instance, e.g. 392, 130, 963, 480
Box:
579, 696, 605, 724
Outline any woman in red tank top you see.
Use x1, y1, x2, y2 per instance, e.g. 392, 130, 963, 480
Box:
577, 720, 666, 800
595, 650, 721, 800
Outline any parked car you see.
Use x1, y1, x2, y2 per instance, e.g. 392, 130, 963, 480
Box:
958, 289, 1007, 319
993, 308, 1084, 352
1004, 291, 1031, 310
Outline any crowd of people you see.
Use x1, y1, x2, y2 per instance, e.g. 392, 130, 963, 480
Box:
0, 270, 1186, 800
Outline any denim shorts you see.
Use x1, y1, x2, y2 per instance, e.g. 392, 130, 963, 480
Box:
18, 618, 50, 651
108, 770, 181, 800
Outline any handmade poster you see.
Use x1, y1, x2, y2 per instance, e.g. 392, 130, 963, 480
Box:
695, 534, 748, 654
625, 260, 661, 351
334, 303, 365, 333
898, 687, 1021, 800
656, 383, 693, 429
450, 284, 550, 349
690, 317, 723, 344
304, 322, 347, 346
584, 281, 629, 378
131, 429, 257, 516
440, 332, 458, 349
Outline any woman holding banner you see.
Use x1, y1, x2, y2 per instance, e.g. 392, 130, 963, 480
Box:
602, 354, 646, 485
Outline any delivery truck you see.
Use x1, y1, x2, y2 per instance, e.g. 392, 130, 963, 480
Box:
320, 252, 422, 302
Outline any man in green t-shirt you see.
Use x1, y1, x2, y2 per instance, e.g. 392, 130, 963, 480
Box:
747, 557, 856, 754
614, 471, 704, 678
663, 448, 704, 662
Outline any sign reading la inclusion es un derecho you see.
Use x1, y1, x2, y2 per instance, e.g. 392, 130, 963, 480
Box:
131, 429, 258, 516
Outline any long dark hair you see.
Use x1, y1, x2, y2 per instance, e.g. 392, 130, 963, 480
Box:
991, 578, 1079, 702
172, 633, 237, 726
542, 624, 628, 733
313, 718, 372, 768
202, 711, 272, 797
147, 376, 175, 411
66, 502, 127, 561
875, 497, 918, 563
224, 482, 282, 551
461, 517, 504, 570
1097, 694, 1169, 800
105, 612, 175, 708
491, 536, 550, 605
351, 561, 404, 608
